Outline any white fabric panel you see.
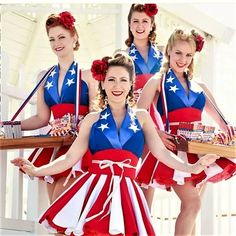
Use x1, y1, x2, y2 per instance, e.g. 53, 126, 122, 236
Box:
109, 176, 125, 234
205, 163, 223, 178
53, 174, 96, 227
126, 178, 148, 236
73, 175, 107, 232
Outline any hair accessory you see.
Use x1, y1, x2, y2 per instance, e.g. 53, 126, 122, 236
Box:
191, 31, 204, 52
144, 4, 158, 17
58, 11, 75, 30
195, 34, 204, 52
90, 59, 108, 81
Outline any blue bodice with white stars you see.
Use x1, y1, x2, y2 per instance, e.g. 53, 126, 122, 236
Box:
44, 61, 89, 107
157, 68, 206, 116
128, 42, 163, 75
89, 106, 144, 158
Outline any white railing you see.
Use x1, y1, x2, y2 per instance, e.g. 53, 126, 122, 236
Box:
151, 178, 236, 236
0, 81, 50, 234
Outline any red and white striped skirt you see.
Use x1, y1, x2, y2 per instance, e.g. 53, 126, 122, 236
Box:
39, 149, 156, 235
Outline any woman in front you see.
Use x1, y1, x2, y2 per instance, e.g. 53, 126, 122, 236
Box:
11, 52, 218, 235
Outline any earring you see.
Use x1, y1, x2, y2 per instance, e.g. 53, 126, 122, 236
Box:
125, 95, 129, 104
104, 95, 108, 108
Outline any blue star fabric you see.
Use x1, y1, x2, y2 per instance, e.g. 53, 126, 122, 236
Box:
157, 68, 206, 115
89, 106, 144, 158
129, 42, 163, 75
44, 61, 89, 107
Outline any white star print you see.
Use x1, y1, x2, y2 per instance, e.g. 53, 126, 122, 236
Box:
98, 123, 109, 131
167, 68, 172, 74
166, 76, 175, 83
50, 70, 56, 78
69, 68, 76, 75
153, 52, 160, 58
45, 81, 53, 90
130, 55, 138, 61
169, 85, 179, 93
66, 78, 75, 87
129, 123, 140, 133
128, 111, 136, 120
130, 47, 137, 54
100, 112, 110, 120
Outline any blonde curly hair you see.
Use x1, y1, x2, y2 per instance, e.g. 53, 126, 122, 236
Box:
160, 28, 203, 80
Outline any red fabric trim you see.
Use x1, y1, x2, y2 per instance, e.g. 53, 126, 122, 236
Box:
161, 107, 202, 124
134, 74, 153, 91
51, 104, 89, 119
89, 149, 138, 178
39, 149, 155, 235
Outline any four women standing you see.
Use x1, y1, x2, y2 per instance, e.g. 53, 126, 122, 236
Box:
6, 4, 235, 236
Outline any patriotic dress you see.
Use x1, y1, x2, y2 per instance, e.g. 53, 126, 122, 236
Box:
39, 106, 156, 236
136, 68, 236, 189
129, 42, 162, 97
129, 42, 164, 130
28, 61, 90, 183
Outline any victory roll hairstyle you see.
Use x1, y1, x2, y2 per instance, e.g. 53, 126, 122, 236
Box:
91, 52, 136, 109
45, 11, 80, 51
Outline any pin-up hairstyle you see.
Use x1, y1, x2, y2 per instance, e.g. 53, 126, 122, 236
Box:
45, 11, 80, 51
161, 28, 205, 79
91, 51, 136, 109
125, 4, 158, 47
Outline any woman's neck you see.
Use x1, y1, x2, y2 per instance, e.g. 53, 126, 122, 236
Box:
133, 39, 149, 62
108, 102, 126, 113
171, 69, 186, 82
58, 54, 75, 71
133, 38, 149, 49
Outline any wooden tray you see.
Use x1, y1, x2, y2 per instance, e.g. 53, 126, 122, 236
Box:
173, 135, 236, 158
0, 135, 76, 150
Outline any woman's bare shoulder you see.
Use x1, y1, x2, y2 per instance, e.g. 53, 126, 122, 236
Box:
133, 108, 150, 124
83, 111, 101, 123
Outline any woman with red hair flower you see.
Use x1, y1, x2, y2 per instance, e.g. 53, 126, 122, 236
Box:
126, 3, 162, 98
17, 11, 97, 204
136, 28, 236, 235
11, 52, 218, 235
125, 3, 166, 208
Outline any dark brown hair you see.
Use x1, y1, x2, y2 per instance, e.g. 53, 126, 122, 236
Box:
125, 4, 157, 47
94, 52, 136, 110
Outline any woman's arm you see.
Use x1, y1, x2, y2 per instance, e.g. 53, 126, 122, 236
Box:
82, 69, 98, 111
137, 110, 219, 173
137, 75, 176, 150
11, 112, 100, 177
136, 75, 160, 110
198, 82, 228, 132
21, 70, 51, 131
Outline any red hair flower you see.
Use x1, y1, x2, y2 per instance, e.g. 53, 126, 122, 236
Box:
59, 11, 75, 30
144, 4, 158, 17
195, 34, 204, 52
91, 59, 108, 81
